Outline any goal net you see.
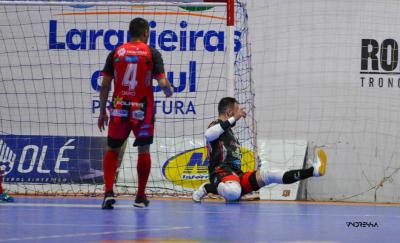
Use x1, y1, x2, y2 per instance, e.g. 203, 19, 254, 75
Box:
248, 0, 400, 203
0, 0, 255, 196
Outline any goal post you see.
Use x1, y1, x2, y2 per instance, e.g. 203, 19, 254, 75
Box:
0, 0, 255, 196
226, 0, 235, 97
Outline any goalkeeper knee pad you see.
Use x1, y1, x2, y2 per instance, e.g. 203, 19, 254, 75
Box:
217, 181, 242, 201
259, 169, 284, 185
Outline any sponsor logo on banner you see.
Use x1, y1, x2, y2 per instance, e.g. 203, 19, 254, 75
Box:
360, 38, 400, 88
69, 4, 94, 9
48, 19, 239, 52
162, 147, 255, 189
282, 189, 291, 197
0, 135, 106, 184
68, 4, 215, 12
46, 8, 242, 118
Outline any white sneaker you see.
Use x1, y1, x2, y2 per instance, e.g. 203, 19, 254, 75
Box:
192, 182, 207, 203
313, 149, 327, 177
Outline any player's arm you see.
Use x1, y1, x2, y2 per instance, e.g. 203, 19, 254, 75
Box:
204, 119, 236, 142
205, 106, 246, 142
151, 48, 173, 97
158, 78, 173, 97
98, 51, 115, 132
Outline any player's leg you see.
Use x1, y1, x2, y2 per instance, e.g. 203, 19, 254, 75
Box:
193, 166, 242, 202
101, 140, 121, 209
133, 144, 151, 208
192, 182, 218, 202
238, 149, 327, 196
132, 118, 154, 208
239, 167, 313, 196
0, 170, 14, 203
255, 148, 327, 189
192, 167, 227, 202
101, 121, 131, 209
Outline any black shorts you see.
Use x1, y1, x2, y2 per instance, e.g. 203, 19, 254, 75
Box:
209, 165, 258, 195
209, 164, 243, 185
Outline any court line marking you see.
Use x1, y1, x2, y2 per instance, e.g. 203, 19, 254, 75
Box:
0, 226, 191, 242
10, 195, 400, 207
1, 202, 399, 219
0, 222, 168, 228
0, 202, 132, 208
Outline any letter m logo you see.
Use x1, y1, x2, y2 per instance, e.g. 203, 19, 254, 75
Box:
184, 152, 208, 174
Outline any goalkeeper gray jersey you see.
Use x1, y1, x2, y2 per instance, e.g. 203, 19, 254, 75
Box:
205, 119, 242, 175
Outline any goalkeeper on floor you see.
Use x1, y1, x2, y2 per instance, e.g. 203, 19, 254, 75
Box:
192, 97, 327, 202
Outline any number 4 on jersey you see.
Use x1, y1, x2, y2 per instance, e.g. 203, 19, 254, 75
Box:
122, 63, 138, 90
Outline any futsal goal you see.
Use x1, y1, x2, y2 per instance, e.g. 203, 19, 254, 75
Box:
0, 0, 256, 196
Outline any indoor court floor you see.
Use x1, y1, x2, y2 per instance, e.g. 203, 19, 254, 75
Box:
0, 197, 399, 242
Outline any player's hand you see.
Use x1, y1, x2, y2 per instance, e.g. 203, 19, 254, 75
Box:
98, 111, 109, 132
163, 86, 173, 98
233, 107, 247, 121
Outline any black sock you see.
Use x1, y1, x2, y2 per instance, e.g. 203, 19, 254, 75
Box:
204, 183, 218, 194
282, 167, 314, 184
249, 171, 261, 191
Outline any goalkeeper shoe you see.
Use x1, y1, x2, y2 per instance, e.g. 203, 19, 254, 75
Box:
133, 195, 149, 208
0, 193, 14, 203
101, 191, 116, 209
313, 149, 327, 177
192, 182, 207, 203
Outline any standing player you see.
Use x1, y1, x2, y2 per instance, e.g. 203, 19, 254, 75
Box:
98, 18, 173, 209
0, 171, 14, 203
192, 97, 327, 202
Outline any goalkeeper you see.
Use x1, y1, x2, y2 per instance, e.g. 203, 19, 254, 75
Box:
192, 97, 327, 202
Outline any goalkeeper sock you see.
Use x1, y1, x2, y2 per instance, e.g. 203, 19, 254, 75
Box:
204, 183, 218, 194
282, 168, 314, 184
103, 150, 119, 193
137, 153, 151, 197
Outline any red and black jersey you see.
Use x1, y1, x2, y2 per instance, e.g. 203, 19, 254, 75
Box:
206, 119, 243, 176
101, 41, 165, 104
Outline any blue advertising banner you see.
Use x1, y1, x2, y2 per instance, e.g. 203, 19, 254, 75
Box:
0, 135, 106, 184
